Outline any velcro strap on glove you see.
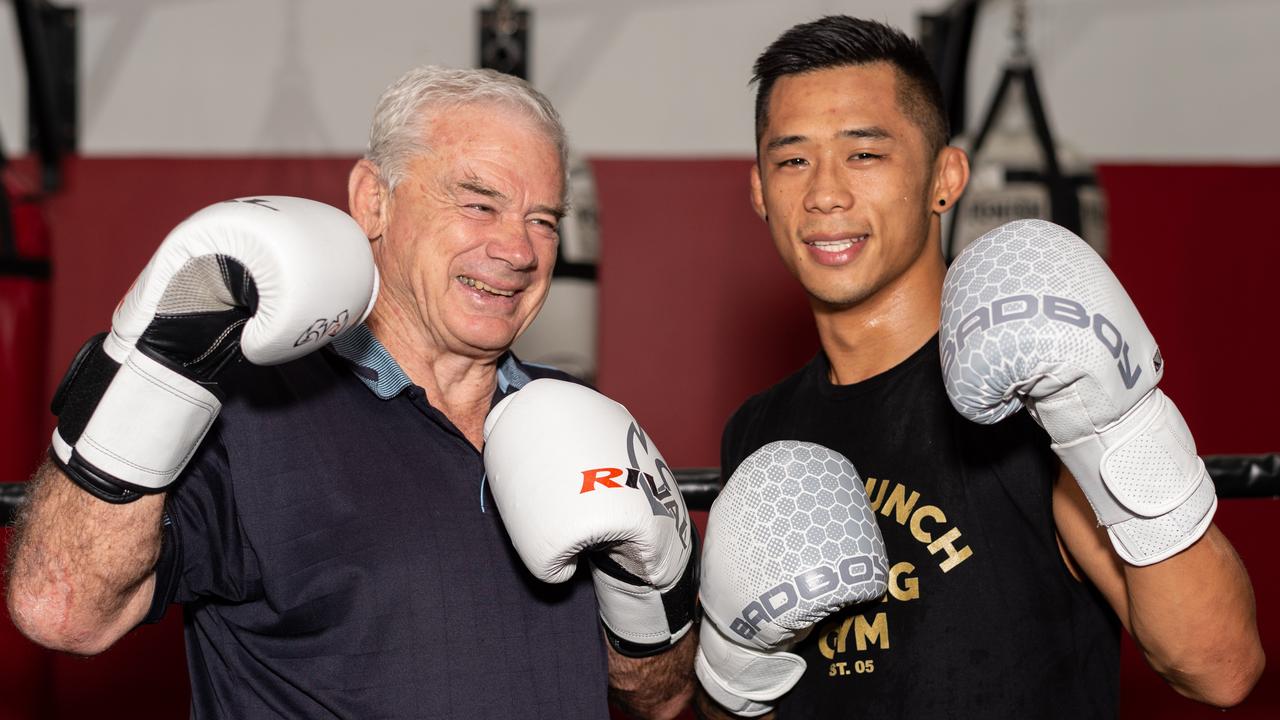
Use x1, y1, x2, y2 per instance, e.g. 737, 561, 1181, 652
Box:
594, 527, 700, 658
1108, 475, 1217, 566
1047, 389, 1216, 565
51, 334, 221, 503
694, 616, 806, 718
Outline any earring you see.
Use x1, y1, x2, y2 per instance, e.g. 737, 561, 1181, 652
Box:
938, 198, 947, 206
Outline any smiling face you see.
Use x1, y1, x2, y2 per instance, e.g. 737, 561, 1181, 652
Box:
752, 62, 953, 312
352, 101, 565, 360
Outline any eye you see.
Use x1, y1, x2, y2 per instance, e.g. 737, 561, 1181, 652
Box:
849, 152, 882, 162
530, 217, 560, 234
777, 157, 808, 169
465, 203, 495, 213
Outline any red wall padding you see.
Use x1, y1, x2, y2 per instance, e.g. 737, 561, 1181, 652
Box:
0, 181, 51, 483
0, 157, 1274, 718
1100, 165, 1280, 455
593, 159, 818, 468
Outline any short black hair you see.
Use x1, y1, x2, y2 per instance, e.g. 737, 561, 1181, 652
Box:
751, 15, 949, 160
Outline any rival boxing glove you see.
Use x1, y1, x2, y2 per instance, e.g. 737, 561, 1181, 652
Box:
51, 196, 379, 503
696, 441, 887, 717
482, 378, 697, 657
940, 219, 1215, 566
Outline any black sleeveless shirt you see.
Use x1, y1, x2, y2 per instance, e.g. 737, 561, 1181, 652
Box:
721, 337, 1119, 719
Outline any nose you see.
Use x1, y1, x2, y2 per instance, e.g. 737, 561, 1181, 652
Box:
488, 219, 537, 271
804, 159, 853, 214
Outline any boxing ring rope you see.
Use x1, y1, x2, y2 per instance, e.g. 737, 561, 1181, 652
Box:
671, 454, 1280, 512
1, 454, 1277, 524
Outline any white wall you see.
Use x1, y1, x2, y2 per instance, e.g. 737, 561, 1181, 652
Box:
1, 0, 1277, 161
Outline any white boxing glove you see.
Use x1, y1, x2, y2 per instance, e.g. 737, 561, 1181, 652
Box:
482, 378, 697, 657
696, 441, 887, 717
940, 219, 1215, 566
51, 196, 378, 502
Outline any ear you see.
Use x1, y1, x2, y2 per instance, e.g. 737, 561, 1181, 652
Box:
749, 162, 768, 221
931, 146, 970, 215
348, 159, 389, 240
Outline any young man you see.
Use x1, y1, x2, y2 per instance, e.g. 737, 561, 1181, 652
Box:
694, 16, 1262, 719
7, 66, 695, 719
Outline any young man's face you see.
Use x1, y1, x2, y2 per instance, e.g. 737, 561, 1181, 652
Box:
752, 62, 941, 311
373, 103, 565, 359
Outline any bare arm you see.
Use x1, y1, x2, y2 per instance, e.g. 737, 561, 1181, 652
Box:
608, 628, 698, 720
5, 459, 164, 655
1054, 464, 1264, 707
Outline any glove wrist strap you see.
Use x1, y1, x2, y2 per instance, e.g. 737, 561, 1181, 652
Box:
694, 614, 805, 717
51, 335, 221, 501
1050, 389, 1217, 565
595, 527, 700, 658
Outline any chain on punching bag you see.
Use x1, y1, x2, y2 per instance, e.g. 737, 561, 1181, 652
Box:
944, 0, 1107, 260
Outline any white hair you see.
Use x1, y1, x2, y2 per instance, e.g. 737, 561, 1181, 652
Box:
365, 65, 568, 194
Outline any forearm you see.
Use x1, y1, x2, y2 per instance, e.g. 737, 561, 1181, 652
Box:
608, 627, 697, 720
5, 459, 164, 654
1055, 474, 1263, 706
1124, 526, 1263, 706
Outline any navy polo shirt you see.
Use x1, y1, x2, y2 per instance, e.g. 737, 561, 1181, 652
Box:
150, 325, 609, 719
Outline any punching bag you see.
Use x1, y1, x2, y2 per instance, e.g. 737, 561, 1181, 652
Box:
512, 153, 600, 382
0, 174, 54, 720
0, 179, 51, 483
944, 3, 1107, 261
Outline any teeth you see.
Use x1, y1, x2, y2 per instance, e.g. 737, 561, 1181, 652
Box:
458, 276, 515, 297
812, 240, 855, 251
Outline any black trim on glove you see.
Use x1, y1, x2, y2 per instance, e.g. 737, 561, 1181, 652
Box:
601, 525, 702, 658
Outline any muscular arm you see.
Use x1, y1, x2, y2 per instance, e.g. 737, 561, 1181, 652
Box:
1054, 464, 1264, 707
608, 628, 697, 720
5, 460, 163, 655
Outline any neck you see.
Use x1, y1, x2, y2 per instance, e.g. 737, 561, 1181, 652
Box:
814, 242, 945, 386
365, 300, 500, 449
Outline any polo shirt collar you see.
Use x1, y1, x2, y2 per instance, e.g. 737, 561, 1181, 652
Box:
329, 324, 532, 400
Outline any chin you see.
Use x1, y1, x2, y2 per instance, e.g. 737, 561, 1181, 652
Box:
450, 322, 522, 356
808, 283, 874, 309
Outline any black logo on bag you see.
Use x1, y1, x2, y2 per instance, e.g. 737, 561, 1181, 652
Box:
294, 310, 351, 347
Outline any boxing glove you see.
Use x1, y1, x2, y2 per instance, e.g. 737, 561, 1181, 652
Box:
696, 441, 887, 717
51, 196, 379, 503
940, 219, 1215, 566
483, 378, 697, 657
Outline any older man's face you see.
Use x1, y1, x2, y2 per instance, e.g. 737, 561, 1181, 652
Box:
376, 103, 565, 359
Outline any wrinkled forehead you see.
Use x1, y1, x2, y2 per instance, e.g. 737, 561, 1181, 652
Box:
422, 101, 567, 195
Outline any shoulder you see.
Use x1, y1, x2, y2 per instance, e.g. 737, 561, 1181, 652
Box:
721, 360, 818, 478
211, 351, 361, 450
952, 406, 1058, 499
726, 359, 816, 434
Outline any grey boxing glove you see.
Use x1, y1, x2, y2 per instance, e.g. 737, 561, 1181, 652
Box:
696, 441, 887, 717
941, 219, 1215, 565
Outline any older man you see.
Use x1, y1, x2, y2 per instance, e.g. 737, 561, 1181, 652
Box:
7, 66, 695, 719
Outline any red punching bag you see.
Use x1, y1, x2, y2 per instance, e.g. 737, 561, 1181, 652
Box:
0, 173, 55, 720
0, 177, 50, 481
